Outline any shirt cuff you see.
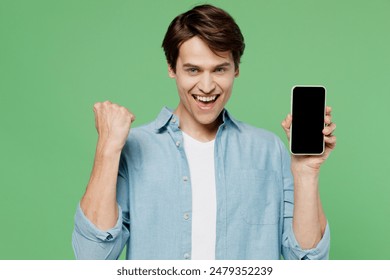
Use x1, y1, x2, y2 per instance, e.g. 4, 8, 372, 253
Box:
74, 202, 123, 242
286, 222, 330, 260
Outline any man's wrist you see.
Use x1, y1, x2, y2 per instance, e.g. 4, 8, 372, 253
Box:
291, 163, 320, 179
96, 138, 124, 158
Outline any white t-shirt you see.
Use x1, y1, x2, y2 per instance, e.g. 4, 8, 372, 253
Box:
182, 132, 216, 260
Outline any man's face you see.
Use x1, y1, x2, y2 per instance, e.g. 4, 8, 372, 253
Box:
169, 36, 239, 132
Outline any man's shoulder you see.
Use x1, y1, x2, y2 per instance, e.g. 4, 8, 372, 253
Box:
236, 120, 276, 136
126, 121, 158, 143
225, 117, 289, 164
131, 121, 156, 133
121, 120, 164, 158
124, 108, 172, 145
229, 117, 282, 143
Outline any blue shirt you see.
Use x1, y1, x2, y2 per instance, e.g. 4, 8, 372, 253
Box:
72, 107, 330, 260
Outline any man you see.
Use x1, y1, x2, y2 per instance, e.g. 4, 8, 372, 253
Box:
72, 4, 336, 260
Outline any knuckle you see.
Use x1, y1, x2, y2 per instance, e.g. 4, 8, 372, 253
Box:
103, 100, 112, 107
93, 102, 102, 111
327, 136, 336, 143
128, 114, 136, 123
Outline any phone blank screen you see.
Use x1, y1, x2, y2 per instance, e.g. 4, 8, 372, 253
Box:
291, 86, 326, 154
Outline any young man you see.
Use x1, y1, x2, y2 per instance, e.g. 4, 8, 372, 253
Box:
72, 4, 336, 260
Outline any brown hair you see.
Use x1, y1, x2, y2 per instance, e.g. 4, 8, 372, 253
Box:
162, 4, 245, 72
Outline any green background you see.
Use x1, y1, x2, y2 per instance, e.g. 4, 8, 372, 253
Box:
1, 0, 389, 259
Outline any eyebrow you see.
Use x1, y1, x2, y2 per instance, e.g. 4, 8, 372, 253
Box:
182, 62, 232, 68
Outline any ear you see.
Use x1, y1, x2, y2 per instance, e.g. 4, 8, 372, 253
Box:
168, 63, 176, 78
234, 67, 240, 77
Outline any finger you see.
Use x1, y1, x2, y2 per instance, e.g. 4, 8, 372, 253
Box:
325, 106, 332, 125
93, 102, 102, 128
281, 114, 292, 132
128, 111, 136, 123
119, 106, 136, 123
323, 123, 336, 136
325, 115, 332, 125
93, 102, 102, 112
324, 135, 337, 148
281, 114, 292, 142
287, 113, 292, 124
281, 114, 292, 127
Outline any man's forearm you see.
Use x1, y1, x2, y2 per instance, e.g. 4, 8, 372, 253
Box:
80, 101, 134, 231
80, 143, 121, 231
292, 167, 327, 250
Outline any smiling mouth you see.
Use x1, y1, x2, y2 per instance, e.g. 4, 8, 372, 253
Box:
192, 94, 219, 104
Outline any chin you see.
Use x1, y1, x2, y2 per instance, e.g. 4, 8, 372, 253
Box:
195, 113, 221, 126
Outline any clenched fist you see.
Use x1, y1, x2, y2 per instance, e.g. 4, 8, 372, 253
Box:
93, 101, 135, 153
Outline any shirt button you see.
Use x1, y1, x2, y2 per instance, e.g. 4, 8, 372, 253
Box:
106, 233, 113, 241
176, 141, 181, 147
171, 118, 176, 123
184, 253, 190, 259
183, 213, 190, 220
183, 176, 188, 182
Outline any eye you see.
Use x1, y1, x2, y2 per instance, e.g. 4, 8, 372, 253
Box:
186, 68, 199, 74
215, 67, 226, 73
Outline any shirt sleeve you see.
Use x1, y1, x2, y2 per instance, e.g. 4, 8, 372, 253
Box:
72, 151, 131, 260
278, 139, 331, 260
282, 220, 330, 260
72, 203, 130, 260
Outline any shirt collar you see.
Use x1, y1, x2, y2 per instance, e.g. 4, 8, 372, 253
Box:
154, 106, 241, 133
221, 108, 241, 131
154, 107, 174, 132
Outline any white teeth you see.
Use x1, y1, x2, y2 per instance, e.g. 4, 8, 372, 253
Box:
195, 95, 217, 102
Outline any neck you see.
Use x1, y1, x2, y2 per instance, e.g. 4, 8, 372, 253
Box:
174, 110, 223, 143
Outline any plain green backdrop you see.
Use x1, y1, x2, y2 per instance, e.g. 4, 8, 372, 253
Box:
1, 0, 389, 259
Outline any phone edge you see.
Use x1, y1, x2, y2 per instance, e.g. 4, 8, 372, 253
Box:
289, 85, 327, 156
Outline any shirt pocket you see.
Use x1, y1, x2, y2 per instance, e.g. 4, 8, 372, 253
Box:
238, 169, 281, 225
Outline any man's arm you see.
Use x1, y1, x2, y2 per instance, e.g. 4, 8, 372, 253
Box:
80, 101, 134, 230
281, 106, 336, 249
290, 165, 327, 249
72, 101, 134, 260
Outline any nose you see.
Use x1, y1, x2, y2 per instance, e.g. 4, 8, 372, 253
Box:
197, 73, 216, 94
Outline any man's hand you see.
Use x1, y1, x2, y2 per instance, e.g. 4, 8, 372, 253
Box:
93, 101, 135, 154
281, 106, 336, 172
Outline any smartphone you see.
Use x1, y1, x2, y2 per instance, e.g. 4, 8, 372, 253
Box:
290, 85, 326, 155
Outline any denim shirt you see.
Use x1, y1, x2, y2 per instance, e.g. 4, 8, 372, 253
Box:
72, 107, 330, 260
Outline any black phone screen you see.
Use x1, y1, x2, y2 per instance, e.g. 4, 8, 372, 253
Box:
290, 86, 326, 155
